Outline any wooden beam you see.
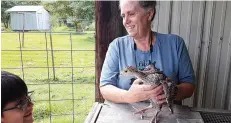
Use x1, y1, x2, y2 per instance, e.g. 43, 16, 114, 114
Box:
95, 1, 125, 102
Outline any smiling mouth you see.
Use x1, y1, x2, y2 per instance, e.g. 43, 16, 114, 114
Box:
127, 26, 134, 29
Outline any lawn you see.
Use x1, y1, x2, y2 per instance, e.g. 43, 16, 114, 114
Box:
1, 31, 96, 123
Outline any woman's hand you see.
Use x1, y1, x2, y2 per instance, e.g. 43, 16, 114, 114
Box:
150, 89, 167, 105
126, 79, 166, 104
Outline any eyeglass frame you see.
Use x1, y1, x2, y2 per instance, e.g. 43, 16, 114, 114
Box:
2, 91, 34, 112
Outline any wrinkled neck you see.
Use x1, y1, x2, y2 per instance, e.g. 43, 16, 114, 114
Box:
134, 31, 154, 51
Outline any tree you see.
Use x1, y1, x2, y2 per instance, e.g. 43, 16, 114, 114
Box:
69, 1, 95, 32
43, 1, 95, 32
1, 1, 16, 29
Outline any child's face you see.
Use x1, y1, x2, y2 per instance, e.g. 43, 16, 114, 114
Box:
1, 95, 34, 123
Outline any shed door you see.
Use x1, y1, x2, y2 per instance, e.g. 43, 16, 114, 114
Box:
37, 13, 43, 30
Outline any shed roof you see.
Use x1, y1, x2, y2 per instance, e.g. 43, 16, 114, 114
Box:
6, 6, 45, 12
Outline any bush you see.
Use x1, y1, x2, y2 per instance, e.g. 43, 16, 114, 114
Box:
85, 22, 95, 31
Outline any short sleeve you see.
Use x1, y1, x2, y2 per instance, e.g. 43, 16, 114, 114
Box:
100, 39, 119, 87
177, 36, 196, 84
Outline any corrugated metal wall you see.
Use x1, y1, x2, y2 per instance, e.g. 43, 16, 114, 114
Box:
10, 12, 37, 30
37, 9, 50, 30
9, 10, 49, 31
152, 1, 231, 110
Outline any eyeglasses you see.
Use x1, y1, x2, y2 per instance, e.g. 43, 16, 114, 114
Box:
2, 91, 34, 112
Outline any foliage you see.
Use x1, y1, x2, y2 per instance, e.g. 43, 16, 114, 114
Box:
86, 22, 95, 31
69, 1, 95, 21
43, 1, 95, 32
43, 1, 94, 22
1, 1, 16, 29
42, 1, 72, 19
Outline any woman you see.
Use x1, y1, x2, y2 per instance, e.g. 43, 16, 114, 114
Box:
1, 71, 34, 123
100, 0, 195, 106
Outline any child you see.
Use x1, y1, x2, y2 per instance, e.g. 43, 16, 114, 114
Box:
1, 71, 34, 123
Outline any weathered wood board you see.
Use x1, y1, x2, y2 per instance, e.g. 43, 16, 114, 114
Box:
95, 101, 204, 123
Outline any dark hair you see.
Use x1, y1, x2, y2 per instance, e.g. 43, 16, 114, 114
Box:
138, 1, 157, 21
1, 71, 28, 112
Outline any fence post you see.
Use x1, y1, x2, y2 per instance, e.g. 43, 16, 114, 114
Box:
49, 31, 56, 80
45, 32, 50, 79
18, 31, 25, 80
70, 32, 75, 122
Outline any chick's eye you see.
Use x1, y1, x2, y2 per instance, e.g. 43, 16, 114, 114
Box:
124, 70, 127, 72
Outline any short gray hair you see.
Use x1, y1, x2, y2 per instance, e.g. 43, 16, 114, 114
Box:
138, 1, 156, 21
119, 1, 157, 21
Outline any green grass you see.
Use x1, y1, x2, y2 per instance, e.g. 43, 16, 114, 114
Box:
52, 26, 76, 32
1, 32, 96, 123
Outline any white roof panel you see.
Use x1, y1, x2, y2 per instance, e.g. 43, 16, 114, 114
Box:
6, 6, 44, 12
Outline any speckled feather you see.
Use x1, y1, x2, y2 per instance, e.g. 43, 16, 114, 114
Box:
120, 63, 178, 123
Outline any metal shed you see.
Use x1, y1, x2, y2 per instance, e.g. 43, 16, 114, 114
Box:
6, 6, 50, 31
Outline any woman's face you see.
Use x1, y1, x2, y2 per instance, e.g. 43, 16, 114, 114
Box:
1, 96, 34, 123
120, 0, 153, 38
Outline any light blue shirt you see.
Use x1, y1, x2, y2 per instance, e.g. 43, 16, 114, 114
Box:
100, 32, 195, 90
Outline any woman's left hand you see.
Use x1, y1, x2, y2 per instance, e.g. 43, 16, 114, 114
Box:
150, 85, 167, 105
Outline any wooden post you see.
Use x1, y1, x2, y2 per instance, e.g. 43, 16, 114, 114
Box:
95, 1, 126, 102
22, 13, 25, 48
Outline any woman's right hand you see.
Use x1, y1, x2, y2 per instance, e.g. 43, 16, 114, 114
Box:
126, 79, 163, 103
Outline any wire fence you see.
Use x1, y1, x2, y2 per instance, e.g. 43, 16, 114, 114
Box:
1, 31, 96, 123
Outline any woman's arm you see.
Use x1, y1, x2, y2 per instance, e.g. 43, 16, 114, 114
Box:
100, 85, 130, 103
175, 82, 195, 101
